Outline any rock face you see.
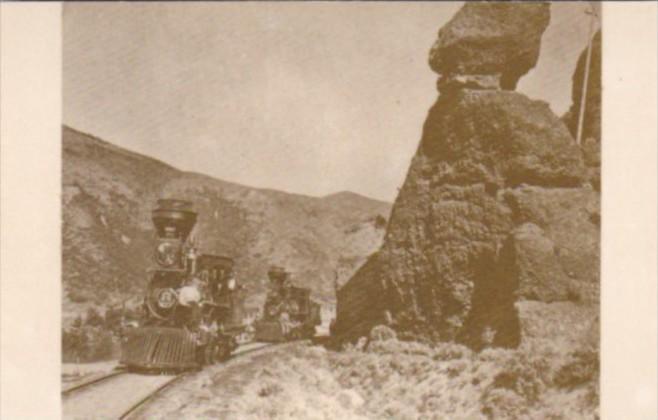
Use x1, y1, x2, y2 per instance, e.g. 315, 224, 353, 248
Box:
429, 2, 550, 90
418, 90, 585, 188
335, 3, 599, 350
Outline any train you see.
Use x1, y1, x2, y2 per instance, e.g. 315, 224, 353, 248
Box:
253, 266, 321, 342
120, 199, 243, 371
119, 198, 322, 371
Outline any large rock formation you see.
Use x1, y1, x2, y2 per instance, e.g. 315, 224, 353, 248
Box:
335, 2, 599, 350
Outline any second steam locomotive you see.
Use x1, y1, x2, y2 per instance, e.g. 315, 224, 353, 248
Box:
254, 266, 321, 342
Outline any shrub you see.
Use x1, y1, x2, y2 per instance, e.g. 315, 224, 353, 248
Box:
91, 331, 116, 360
62, 321, 120, 362
369, 325, 397, 342
481, 388, 528, 420
62, 328, 89, 363
445, 359, 468, 378
478, 347, 513, 363
71, 316, 83, 328
257, 382, 283, 398
103, 306, 123, 334
367, 337, 435, 358
68, 289, 89, 303
489, 352, 550, 404
432, 342, 472, 361
85, 307, 104, 327
554, 350, 599, 389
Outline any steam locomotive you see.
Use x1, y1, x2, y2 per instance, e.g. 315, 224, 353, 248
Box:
254, 266, 321, 342
120, 199, 243, 370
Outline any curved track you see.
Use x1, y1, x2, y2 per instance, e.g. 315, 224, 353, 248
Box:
62, 370, 126, 397
62, 341, 274, 420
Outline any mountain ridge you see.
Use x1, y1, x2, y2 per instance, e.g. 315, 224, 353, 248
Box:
64, 125, 390, 205
62, 125, 391, 324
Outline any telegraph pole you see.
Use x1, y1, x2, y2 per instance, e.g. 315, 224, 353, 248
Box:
576, 3, 600, 146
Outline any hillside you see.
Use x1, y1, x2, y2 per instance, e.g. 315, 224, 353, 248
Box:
62, 125, 391, 324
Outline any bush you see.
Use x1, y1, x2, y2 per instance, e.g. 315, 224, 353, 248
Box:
103, 306, 123, 334
62, 328, 89, 363
369, 325, 397, 342
62, 305, 123, 362
68, 290, 89, 303
488, 352, 550, 404
257, 382, 283, 398
85, 307, 104, 327
554, 350, 599, 389
91, 331, 116, 361
481, 388, 528, 420
62, 327, 108, 362
432, 342, 472, 361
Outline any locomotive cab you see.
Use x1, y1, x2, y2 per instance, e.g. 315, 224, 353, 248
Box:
196, 255, 235, 305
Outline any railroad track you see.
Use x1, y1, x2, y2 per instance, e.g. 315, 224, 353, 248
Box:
62, 370, 126, 397
62, 341, 275, 420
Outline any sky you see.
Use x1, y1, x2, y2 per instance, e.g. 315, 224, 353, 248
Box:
63, 2, 599, 202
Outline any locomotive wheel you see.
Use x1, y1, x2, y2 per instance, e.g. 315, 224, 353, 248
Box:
205, 344, 216, 365
200, 338, 219, 366
303, 325, 316, 339
216, 341, 231, 362
288, 328, 302, 341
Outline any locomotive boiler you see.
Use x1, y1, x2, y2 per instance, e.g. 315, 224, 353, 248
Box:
254, 266, 321, 342
120, 199, 242, 370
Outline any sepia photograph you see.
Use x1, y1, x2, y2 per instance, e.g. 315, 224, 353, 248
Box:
58, 2, 604, 419
1, 1, 656, 419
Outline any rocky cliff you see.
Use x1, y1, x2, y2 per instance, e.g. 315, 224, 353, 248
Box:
335, 2, 599, 351
62, 126, 390, 324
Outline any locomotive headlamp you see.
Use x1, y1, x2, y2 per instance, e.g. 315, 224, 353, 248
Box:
157, 288, 177, 309
155, 241, 178, 267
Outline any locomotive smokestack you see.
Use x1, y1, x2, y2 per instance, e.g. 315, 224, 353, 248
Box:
151, 199, 198, 240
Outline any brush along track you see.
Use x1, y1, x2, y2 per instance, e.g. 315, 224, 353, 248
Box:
62, 342, 276, 420
123, 340, 303, 419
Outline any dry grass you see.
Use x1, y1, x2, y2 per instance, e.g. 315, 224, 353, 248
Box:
198, 326, 598, 420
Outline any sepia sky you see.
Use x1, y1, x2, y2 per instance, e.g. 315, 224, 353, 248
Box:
64, 2, 599, 202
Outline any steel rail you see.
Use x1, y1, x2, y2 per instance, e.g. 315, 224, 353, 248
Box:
61, 369, 127, 397
119, 373, 187, 420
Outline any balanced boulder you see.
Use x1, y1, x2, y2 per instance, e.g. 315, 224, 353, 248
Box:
429, 2, 550, 90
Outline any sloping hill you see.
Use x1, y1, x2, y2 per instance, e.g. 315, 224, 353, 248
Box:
62, 126, 390, 323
